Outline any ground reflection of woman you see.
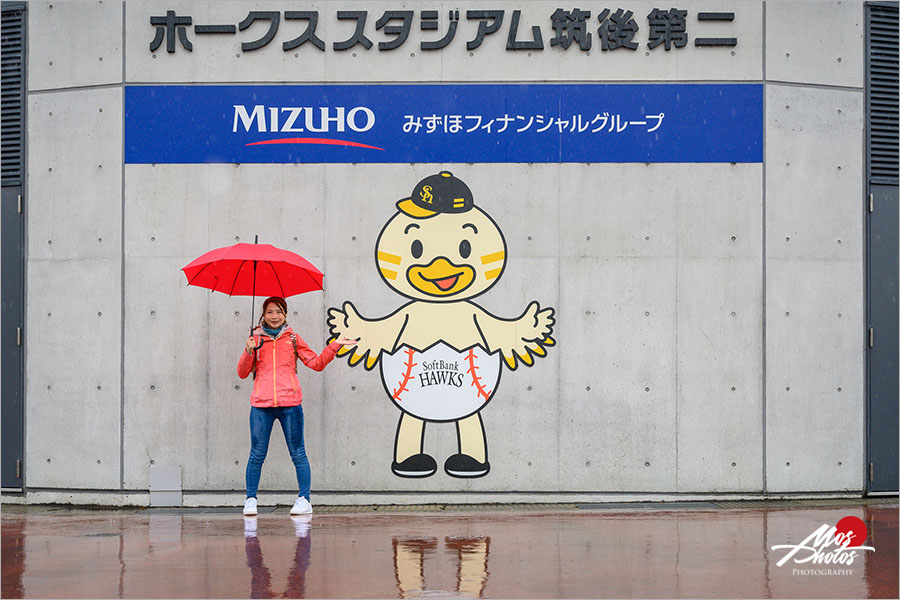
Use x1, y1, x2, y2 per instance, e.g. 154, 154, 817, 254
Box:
244, 515, 311, 599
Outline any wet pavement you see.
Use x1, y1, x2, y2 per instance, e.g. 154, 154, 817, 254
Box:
1, 501, 897, 598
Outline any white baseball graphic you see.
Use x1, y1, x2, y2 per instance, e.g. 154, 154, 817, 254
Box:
381, 343, 501, 422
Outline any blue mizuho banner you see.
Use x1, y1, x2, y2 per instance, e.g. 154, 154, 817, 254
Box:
124, 84, 762, 164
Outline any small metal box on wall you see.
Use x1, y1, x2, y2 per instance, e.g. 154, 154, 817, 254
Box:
149, 464, 182, 507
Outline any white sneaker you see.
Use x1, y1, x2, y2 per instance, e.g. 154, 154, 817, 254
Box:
243, 497, 258, 516
290, 496, 312, 515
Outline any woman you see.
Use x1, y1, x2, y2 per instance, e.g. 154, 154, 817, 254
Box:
237, 296, 356, 516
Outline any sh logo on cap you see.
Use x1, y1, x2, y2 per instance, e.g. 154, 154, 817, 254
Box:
397, 171, 474, 218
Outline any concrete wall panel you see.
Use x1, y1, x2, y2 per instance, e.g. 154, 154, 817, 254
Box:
766, 85, 863, 261
766, 258, 864, 492
765, 83, 864, 492
28, 88, 122, 261
122, 257, 209, 490
559, 257, 677, 491
125, 1, 761, 83
766, 1, 864, 88
560, 163, 676, 259
28, 1, 123, 91
676, 258, 763, 492
677, 164, 763, 259
25, 259, 121, 489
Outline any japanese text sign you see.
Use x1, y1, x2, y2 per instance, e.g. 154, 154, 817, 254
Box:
124, 84, 763, 164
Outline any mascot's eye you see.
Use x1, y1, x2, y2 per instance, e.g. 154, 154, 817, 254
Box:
411, 240, 423, 259
459, 239, 471, 259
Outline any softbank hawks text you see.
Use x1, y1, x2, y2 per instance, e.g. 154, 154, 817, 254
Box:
233, 105, 375, 133
770, 524, 875, 568
419, 360, 464, 388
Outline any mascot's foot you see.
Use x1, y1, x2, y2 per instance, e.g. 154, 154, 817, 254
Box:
444, 454, 490, 478
392, 453, 437, 478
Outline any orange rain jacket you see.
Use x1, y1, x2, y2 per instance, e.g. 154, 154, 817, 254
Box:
237, 325, 340, 408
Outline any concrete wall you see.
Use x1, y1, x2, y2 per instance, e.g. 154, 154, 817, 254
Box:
21, 0, 867, 501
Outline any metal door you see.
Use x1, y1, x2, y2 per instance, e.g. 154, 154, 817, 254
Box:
866, 183, 898, 493
865, 2, 899, 494
1, 0, 25, 490
1, 185, 24, 490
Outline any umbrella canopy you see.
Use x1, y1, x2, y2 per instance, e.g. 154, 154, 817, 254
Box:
182, 240, 324, 336
182, 242, 324, 298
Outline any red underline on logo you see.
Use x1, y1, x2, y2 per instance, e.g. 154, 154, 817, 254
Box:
245, 137, 384, 150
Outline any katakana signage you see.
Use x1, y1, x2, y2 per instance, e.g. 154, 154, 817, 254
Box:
148, 8, 737, 55
124, 84, 762, 164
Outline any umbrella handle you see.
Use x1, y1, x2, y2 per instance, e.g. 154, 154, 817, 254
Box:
252, 334, 265, 351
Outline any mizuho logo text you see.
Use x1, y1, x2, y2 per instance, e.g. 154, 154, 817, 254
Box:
233, 104, 382, 150
233, 105, 375, 133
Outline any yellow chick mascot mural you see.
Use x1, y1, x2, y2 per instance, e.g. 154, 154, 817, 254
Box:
328, 171, 555, 478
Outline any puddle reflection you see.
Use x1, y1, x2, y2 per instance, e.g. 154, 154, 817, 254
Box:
393, 536, 490, 598
1, 505, 896, 598
244, 516, 311, 599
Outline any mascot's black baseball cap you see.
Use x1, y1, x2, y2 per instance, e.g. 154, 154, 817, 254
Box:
396, 171, 474, 218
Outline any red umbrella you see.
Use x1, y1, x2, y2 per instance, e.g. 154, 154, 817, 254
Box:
182, 236, 324, 336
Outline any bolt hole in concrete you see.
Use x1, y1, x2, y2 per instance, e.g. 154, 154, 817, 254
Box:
644, 462, 650, 467
586, 386, 591, 391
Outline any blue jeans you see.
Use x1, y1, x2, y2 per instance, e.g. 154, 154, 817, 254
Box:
246, 405, 310, 500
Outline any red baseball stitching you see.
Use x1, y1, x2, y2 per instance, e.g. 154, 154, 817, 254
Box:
466, 348, 492, 401
392, 347, 417, 401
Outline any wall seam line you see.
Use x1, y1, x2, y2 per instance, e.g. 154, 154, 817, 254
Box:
119, 0, 126, 491
761, 0, 768, 495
